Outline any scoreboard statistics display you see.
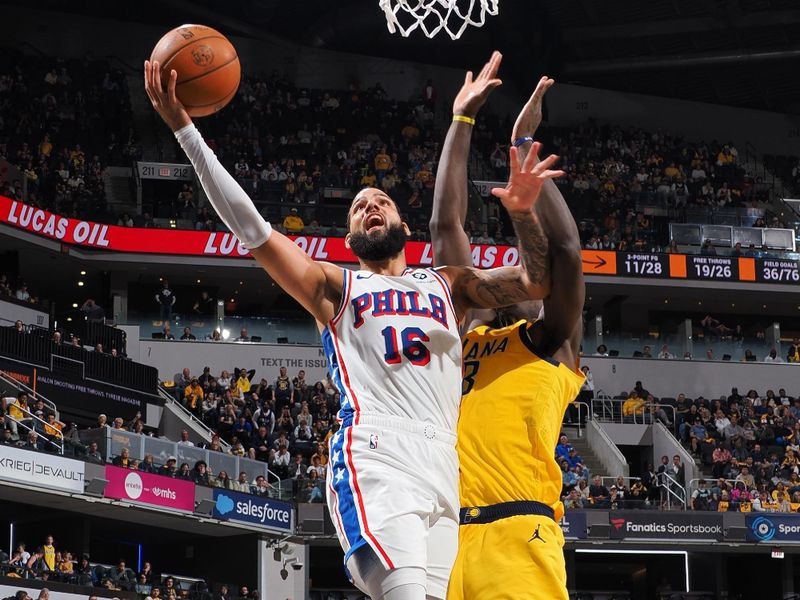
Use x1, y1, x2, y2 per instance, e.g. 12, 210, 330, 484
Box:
619, 253, 669, 278
686, 255, 739, 282
582, 250, 800, 285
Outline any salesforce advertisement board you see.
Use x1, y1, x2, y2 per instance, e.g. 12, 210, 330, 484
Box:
746, 515, 800, 543
213, 488, 293, 533
609, 511, 723, 541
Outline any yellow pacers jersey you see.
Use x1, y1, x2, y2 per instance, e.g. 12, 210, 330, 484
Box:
458, 320, 584, 520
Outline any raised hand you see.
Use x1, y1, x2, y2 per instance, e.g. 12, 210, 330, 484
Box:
452, 51, 503, 119
491, 142, 564, 215
143, 60, 192, 132
511, 75, 554, 142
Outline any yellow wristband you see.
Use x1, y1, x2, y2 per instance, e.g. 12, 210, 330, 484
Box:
452, 114, 476, 125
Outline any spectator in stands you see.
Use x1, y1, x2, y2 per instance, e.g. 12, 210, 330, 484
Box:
283, 208, 305, 233
135, 575, 151, 595
234, 368, 253, 397
177, 429, 194, 447
25, 547, 49, 578
41, 536, 56, 573
6, 391, 31, 438
42, 413, 63, 449
176, 462, 190, 480
711, 442, 732, 479
80, 299, 105, 322
192, 461, 211, 486
159, 457, 178, 477
23, 431, 42, 451
691, 479, 711, 510
155, 280, 176, 321
589, 475, 611, 509
112, 447, 131, 468
556, 435, 573, 462
622, 391, 646, 420
110, 560, 135, 590
271, 445, 290, 479
232, 471, 251, 493
273, 367, 294, 409
215, 470, 233, 489
180, 327, 196, 341
787, 338, 800, 363
86, 442, 103, 464
1, 428, 13, 445
193, 291, 216, 316
657, 345, 675, 359
735, 466, 755, 489
234, 328, 251, 342
184, 379, 204, 417
610, 477, 630, 509
162, 324, 175, 340
15, 284, 30, 302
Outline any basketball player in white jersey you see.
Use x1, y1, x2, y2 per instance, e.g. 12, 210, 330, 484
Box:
144, 60, 563, 600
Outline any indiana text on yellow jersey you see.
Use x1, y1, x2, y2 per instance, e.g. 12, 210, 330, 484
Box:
457, 319, 585, 521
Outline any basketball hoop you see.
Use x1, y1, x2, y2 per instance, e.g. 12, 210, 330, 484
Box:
379, 0, 499, 40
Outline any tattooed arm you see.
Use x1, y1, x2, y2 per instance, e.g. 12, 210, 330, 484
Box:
512, 77, 584, 361
440, 144, 562, 314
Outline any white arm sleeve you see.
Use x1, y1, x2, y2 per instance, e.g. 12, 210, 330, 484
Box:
174, 123, 271, 249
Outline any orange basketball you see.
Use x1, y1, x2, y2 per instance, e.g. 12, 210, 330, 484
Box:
150, 24, 241, 118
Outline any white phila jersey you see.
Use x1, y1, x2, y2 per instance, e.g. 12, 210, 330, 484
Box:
322, 267, 462, 432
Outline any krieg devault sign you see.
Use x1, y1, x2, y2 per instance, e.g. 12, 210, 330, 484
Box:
0, 445, 85, 493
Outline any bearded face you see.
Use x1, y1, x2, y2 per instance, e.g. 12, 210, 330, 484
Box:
346, 188, 409, 262
348, 222, 408, 261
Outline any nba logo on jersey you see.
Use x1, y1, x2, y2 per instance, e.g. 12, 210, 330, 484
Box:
369, 433, 379, 449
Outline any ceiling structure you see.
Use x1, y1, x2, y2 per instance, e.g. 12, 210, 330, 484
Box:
6, 0, 797, 113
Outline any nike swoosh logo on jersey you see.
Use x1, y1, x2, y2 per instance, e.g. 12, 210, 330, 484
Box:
356, 273, 373, 279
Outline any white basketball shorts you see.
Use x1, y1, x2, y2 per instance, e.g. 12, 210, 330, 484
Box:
326, 413, 459, 599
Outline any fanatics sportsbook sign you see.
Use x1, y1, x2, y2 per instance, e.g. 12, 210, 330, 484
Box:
0, 445, 85, 493
609, 511, 723, 541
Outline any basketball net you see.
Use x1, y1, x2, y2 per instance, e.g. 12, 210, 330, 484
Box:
379, 0, 499, 40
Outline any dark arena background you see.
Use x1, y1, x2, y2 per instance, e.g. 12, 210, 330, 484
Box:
0, 0, 799, 598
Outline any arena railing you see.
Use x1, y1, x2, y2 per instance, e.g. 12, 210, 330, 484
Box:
687, 478, 740, 507
0, 368, 59, 419
88, 426, 292, 500
3, 403, 64, 454
0, 324, 158, 394
567, 400, 591, 439
156, 384, 233, 453
590, 397, 677, 433
659, 471, 687, 510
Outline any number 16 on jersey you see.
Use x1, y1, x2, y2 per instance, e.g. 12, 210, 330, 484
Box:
381, 326, 431, 366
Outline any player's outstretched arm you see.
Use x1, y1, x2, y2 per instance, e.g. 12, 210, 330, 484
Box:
144, 60, 339, 324
430, 51, 502, 268
442, 144, 562, 312
513, 77, 584, 359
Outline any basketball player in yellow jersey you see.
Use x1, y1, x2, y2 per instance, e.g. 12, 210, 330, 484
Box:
430, 53, 585, 600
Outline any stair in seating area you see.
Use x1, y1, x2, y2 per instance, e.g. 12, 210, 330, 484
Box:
561, 424, 608, 478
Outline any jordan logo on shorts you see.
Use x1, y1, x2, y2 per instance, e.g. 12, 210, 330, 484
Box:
528, 525, 546, 543
369, 433, 379, 449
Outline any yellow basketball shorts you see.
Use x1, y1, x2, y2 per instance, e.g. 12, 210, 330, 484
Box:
447, 514, 567, 600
